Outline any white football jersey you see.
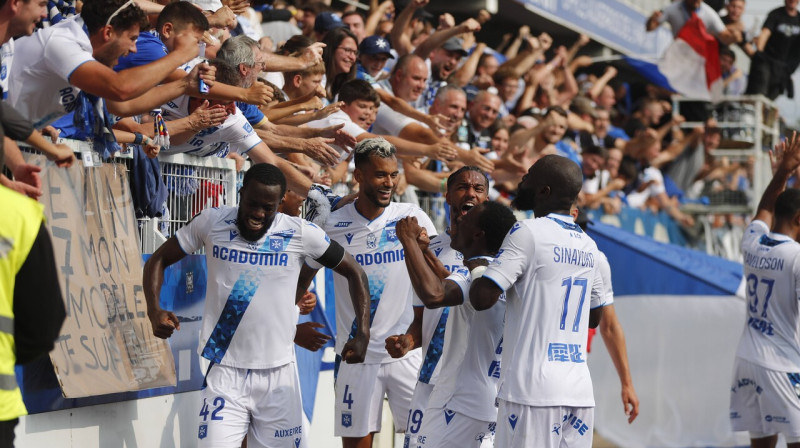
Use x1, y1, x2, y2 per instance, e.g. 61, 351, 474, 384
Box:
428, 263, 506, 422
316, 201, 437, 364
483, 213, 604, 407
736, 220, 800, 371
418, 231, 465, 386
160, 95, 262, 158
176, 207, 337, 369
10, 16, 94, 128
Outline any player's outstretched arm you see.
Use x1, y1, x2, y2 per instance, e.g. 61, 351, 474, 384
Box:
143, 237, 187, 339
334, 252, 371, 363
396, 217, 464, 308
756, 131, 800, 226
600, 304, 639, 424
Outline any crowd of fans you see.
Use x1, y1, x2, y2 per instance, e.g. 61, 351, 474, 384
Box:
1, 0, 798, 242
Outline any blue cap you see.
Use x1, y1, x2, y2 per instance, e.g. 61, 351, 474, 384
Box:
314, 12, 346, 33
358, 35, 394, 58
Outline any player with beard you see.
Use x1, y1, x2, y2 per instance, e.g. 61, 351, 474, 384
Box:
303, 138, 438, 448
143, 163, 371, 448
385, 166, 490, 448
395, 200, 516, 448
471, 155, 605, 448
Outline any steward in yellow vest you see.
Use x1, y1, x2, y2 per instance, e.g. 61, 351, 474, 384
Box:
0, 186, 65, 447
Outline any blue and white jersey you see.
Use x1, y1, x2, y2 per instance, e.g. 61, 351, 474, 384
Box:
428, 261, 505, 422
316, 201, 437, 364
10, 16, 94, 128
176, 207, 336, 369
736, 220, 800, 372
483, 214, 604, 407
160, 94, 261, 158
418, 231, 464, 385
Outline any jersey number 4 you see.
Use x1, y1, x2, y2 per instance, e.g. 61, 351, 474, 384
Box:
560, 277, 588, 332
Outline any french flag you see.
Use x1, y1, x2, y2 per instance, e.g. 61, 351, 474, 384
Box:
626, 13, 723, 100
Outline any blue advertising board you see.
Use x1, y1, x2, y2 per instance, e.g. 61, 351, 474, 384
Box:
516, 0, 672, 57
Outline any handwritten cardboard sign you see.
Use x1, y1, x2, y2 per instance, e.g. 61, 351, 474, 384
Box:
35, 157, 176, 397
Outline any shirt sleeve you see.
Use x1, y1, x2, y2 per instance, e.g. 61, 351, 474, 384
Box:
590, 262, 606, 309
44, 31, 95, 82
482, 222, 531, 293
175, 208, 216, 254
703, 7, 726, 36
762, 9, 779, 32
446, 268, 471, 306
1, 102, 34, 141
598, 251, 614, 305
13, 223, 66, 365
373, 103, 416, 136
742, 220, 770, 252
237, 102, 268, 127
301, 220, 336, 261
230, 115, 262, 154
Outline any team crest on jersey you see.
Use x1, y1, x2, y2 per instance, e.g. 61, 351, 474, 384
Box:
444, 409, 456, 425
198, 424, 208, 439
342, 412, 352, 428
366, 232, 377, 249
294, 437, 301, 448
268, 237, 284, 251
335, 221, 352, 228
552, 423, 561, 435
386, 228, 398, 242
508, 414, 518, 430
345, 233, 354, 244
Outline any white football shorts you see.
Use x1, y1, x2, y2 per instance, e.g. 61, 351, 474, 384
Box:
334, 349, 422, 437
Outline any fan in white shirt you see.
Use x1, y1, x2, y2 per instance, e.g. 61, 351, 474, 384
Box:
394, 200, 517, 448
10, 0, 207, 128
471, 155, 605, 448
